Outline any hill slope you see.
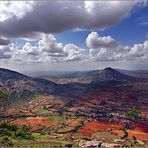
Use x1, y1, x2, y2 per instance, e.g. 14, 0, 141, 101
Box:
0, 67, 147, 111
92, 67, 136, 82
0, 68, 89, 99
57, 67, 137, 83
0, 67, 143, 99
0, 68, 57, 98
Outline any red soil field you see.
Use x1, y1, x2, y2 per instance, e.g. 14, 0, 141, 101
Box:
135, 121, 148, 133
78, 119, 148, 141
11, 117, 58, 129
128, 130, 148, 140
127, 121, 148, 140
78, 119, 123, 137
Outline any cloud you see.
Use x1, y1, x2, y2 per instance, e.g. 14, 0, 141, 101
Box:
10, 43, 39, 63
86, 32, 148, 62
128, 40, 148, 60
1, 32, 147, 65
0, 45, 12, 59
38, 34, 66, 57
86, 32, 117, 49
63, 44, 85, 62
140, 21, 148, 26
86, 32, 121, 61
10, 34, 85, 63
0, 1, 34, 21
0, 37, 10, 45
0, 1, 136, 38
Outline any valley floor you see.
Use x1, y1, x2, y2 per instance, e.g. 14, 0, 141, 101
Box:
0, 95, 148, 147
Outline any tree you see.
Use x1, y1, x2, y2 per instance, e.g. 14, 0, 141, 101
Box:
126, 107, 141, 120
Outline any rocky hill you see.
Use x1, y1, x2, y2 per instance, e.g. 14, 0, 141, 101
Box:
91, 67, 136, 82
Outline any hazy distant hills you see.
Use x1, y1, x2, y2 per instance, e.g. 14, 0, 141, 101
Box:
43, 67, 147, 84
117, 69, 148, 79
80, 67, 136, 82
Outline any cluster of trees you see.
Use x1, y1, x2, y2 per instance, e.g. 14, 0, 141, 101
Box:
126, 107, 141, 120
0, 88, 11, 99
0, 122, 33, 147
0, 88, 13, 111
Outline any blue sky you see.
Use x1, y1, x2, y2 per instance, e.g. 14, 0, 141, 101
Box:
55, 5, 148, 49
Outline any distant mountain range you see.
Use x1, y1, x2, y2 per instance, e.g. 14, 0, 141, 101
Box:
42, 67, 147, 84
117, 69, 148, 79
78, 67, 137, 82
0, 67, 147, 101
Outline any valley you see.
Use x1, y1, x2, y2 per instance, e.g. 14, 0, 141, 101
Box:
0, 67, 148, 147
0, 1, 148, 147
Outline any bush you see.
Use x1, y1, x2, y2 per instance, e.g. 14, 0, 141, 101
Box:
0, 122, 17, 131
15, 130, 32, 139
1, 137, 14, 147
0, 128, 13, 137
98, 142, 102, 147
15, 125, 33, 140
65, 143, 73, 147
0, 122, 33, 140
126, 107, 141, 120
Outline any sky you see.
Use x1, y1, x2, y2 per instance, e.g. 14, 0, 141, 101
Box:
0, 1, 148, 74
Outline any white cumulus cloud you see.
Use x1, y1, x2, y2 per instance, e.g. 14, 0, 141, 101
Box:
86, 32, 148, 62
10, 34, 85, 63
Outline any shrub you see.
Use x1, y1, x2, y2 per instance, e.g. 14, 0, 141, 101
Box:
0, 122, 33, 140
0, 122, 17, 131
1, 137, 14, 147
98, 142, 102, 147
126, 107, 141, 120
0, 128, 13, 137
65, 143, 73, 147
15, 128, 33, 140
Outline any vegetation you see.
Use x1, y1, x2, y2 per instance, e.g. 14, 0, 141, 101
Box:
126, 107, 141, 120
47, 115, 64, 121
0, 68, 147, 147
1, 137, 14, 147
0, 122, 33, 146
0, 88, 12, 99
37, 109, 50, 114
